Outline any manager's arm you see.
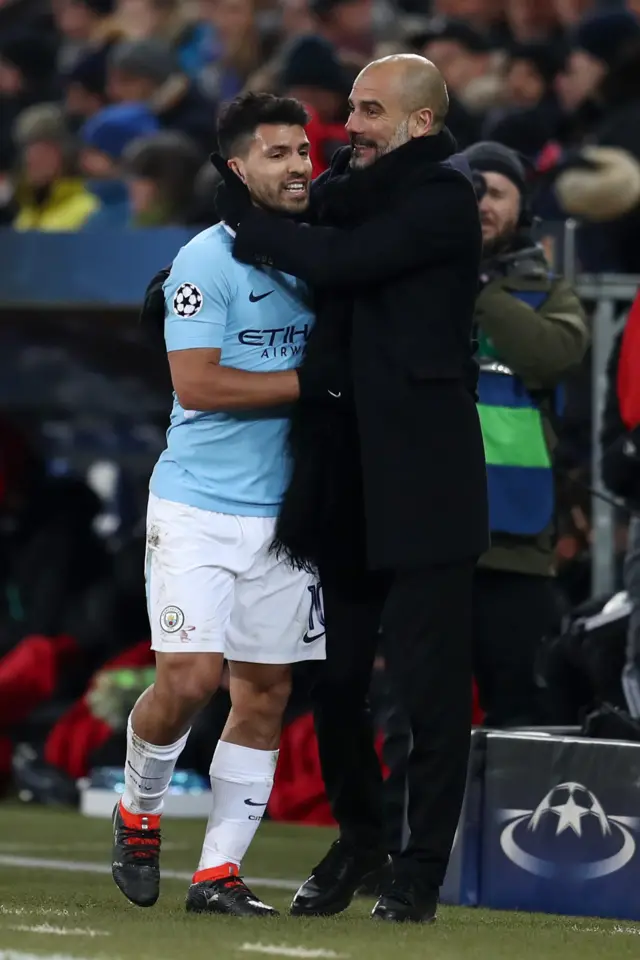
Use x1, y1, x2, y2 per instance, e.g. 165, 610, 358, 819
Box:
233, 173, 479, 288
165, 252, 299, 412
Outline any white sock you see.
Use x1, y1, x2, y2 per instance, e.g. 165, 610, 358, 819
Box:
196, 740, 278, 874
122, 716, 190, 815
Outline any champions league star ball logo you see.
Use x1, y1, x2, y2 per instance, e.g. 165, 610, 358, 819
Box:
498, 782, 640, 880
173, 283, 203, 317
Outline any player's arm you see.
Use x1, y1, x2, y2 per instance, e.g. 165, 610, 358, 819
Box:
233, 173, 479, 288
164, 250, 299, 412
169, 349, 299, 411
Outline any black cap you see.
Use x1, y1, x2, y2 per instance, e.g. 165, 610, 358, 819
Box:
462, 141, 527, 196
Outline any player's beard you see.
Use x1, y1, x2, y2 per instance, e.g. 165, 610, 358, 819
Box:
251, 181, 309, 216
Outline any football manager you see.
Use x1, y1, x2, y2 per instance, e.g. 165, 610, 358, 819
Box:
215, 54, 489, 923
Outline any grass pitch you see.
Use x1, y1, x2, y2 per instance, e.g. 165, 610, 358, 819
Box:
0, 806, 639, 960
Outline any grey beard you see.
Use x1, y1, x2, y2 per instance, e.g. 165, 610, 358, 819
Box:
381, 118, 411, 157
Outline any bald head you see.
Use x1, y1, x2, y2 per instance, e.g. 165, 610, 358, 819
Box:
347, 54, 450, 168
359, 55, 449, 129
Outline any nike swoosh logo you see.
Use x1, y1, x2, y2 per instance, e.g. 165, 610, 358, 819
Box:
249, 290, 274, 303
244, 799, 268, 806
303, 631, 326, 644
127, 761, 164, 780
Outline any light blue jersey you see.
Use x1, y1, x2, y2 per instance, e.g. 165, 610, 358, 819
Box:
150, 224, 314, 516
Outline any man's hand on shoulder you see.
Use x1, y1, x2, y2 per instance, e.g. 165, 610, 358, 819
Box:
211, 153, 253, 230
296, 351, 350, 405
140, 264, 171, 344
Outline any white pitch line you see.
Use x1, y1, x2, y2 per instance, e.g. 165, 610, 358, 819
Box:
9, 924, 109, 938
0, 855, 298, 891
0, 952, 94, 960
613, 926, 640, 936
0, 907, 73, 918
239, 946, 348, 959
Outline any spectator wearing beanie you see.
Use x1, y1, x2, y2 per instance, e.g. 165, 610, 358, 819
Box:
12, 104, 99, 231
279, 35, 349, 175
108, 39, 215, 155
80, 102, 159, 228
122, 130, 202, 226
64, 48, 110, 129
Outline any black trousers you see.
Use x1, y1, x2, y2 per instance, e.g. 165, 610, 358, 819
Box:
472, 568, 561, 728
313, 559, 475, 890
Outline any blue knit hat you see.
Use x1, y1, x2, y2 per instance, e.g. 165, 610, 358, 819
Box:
573, 10, 640, 67
81, 103, 160, 159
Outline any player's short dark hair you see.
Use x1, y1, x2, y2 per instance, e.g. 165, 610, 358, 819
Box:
216, 92, 309, 159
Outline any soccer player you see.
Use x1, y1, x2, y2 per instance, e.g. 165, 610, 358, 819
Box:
111, 93, 329, 918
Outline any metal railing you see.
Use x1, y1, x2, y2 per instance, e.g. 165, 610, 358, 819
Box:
575, 274, 639, 596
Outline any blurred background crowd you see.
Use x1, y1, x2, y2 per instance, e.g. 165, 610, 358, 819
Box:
1, 0, 640, 816
1, 0, 640, 269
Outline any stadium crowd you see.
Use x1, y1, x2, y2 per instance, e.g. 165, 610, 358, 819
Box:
0, 0, 640, 269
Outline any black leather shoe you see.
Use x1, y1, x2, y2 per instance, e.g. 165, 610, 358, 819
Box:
372, 880, 438, 923
356, 860, 393, 897
290, 840, 390, 917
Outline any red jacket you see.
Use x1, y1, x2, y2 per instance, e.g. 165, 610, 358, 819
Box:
618, 288, 640, 430
304, 105, 348, 177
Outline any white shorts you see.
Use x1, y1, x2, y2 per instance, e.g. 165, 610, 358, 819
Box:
145, 494, 325, 663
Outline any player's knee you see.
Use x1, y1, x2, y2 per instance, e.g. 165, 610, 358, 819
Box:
155, 653, 223, 714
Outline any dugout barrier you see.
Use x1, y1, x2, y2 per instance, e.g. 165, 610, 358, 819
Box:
441, 730, 640, 920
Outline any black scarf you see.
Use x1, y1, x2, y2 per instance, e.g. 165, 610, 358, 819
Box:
274, 131, 458, 573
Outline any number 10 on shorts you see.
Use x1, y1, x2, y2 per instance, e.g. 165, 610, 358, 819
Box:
304, 582, 325, 644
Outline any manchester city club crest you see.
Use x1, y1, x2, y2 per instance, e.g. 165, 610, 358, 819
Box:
160, 605, 185, 633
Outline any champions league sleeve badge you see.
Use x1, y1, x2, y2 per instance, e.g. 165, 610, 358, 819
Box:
173, 283, 203, 317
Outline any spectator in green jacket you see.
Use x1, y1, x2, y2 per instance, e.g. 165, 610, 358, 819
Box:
463, 141, 589, 727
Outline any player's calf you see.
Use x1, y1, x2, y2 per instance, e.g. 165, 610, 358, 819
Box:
112, 652, 223, 907
186, 662, 291, 917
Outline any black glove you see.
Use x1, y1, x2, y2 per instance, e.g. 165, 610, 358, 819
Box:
296, 352, 350, 404
139, 264, 171, 346
210, 152, 253, 230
